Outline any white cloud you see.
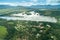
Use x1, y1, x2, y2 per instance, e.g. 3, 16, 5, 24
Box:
0, 0, 60, 6
0, 1, 39, 6
31, 0, 38, 2
46, 0, 51, 5
0, 2, 35, 6
0, 2, 18, 6
46, 0, 60, 5
18, 1, 34, 6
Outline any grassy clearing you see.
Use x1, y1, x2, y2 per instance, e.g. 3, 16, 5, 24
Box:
0, 26, 8, 39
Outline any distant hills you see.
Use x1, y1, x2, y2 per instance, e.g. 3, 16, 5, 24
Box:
0, 5, 14, 9
0, 5, 60, 10
29, 5, 60, 9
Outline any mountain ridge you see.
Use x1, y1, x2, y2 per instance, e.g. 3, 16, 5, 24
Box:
0, 5, 60, 10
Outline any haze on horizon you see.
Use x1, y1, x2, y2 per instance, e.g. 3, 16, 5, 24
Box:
0, 0, 60, 6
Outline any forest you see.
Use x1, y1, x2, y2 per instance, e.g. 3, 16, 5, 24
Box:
0, 7, 60, 40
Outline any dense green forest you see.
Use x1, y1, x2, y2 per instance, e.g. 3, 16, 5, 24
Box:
0, 19, 60, 40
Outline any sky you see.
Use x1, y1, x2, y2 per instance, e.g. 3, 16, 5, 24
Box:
0, 0, 60, 6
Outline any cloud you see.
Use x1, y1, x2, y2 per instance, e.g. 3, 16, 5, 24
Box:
46, 0, 51, 4
0, 1, 39, 6
0, 0, 60, 6
46, 0, 60, 5
31, 0, 38, 2
0, 2, 36, 6
18, 1, 34, 6
0, 2, 18, 6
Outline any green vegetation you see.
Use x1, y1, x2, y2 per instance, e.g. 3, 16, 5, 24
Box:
0, 8, 60, 40
0, 26, 8, 40
0, 19, 60, 40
